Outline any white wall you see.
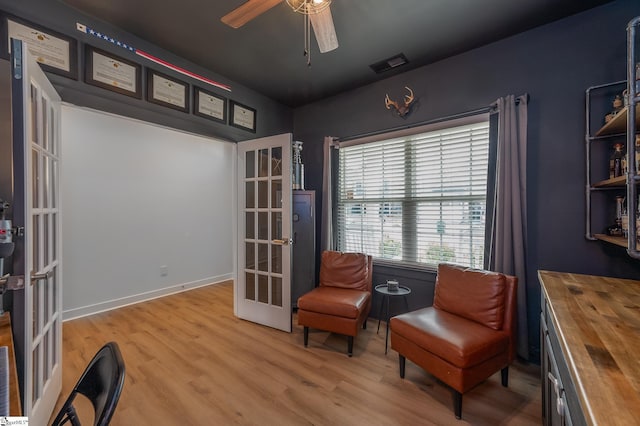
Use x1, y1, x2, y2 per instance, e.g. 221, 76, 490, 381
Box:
61, 105, 235, 319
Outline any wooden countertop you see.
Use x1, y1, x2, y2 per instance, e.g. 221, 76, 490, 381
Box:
0, 312, 21, 416
538, 270, 640, 426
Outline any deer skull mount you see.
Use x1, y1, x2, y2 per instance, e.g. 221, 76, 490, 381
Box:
385, 86, 415, 118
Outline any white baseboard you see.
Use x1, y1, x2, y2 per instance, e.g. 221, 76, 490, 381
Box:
62, 273, 234, 321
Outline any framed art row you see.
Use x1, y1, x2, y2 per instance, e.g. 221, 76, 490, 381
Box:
1, 13, 78, 79
1, 14, 258, 132
147, 69, 189, 112
229, 100, 256, 133
194, 86, 226, 123
84, 45, 142, 98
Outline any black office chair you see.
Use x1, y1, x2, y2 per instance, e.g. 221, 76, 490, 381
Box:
51, 342, 125, 426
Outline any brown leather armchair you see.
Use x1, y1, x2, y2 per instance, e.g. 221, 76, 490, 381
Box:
297, 251, 373, 357
390, 263, 517, 419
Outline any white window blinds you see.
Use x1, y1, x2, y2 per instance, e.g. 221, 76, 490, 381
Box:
336, 118, 490, 269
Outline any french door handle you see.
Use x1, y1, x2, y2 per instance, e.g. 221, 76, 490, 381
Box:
272, 238, 292, 245
31, 270, 52, 282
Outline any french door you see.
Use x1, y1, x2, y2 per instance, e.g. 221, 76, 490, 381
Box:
236, 134, 292, 332
11, 39, 63, 424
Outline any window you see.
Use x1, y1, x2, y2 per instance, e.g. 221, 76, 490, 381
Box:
336, 116, 491, 269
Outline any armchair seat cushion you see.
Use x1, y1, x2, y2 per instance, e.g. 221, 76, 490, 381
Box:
391, 307, 509, 369
298, 286, 371, 319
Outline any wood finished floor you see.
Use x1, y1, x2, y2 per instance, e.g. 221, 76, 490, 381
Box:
51, 281, 541, 425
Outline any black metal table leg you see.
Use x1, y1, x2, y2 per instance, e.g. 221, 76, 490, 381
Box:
377, 293, 385, 334
385, 294, 391, 354
373, 284, 412, 356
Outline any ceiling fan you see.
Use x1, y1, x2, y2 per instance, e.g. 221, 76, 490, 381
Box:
221, 0, 339, 55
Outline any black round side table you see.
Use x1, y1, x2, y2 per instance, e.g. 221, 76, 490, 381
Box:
374, 283, 411, 354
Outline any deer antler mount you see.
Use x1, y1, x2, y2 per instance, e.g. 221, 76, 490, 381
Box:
385, 86, 415, 118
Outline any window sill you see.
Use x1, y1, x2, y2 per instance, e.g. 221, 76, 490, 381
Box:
372, 258, 438, 274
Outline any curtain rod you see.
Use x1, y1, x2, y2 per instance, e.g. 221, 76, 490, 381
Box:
337, 106, 490, 143
489, 93, 529, 111
338, 93, 528, 143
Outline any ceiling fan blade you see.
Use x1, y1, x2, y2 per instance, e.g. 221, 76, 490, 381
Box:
309, 5, 338, 53
221, 0, 283, 29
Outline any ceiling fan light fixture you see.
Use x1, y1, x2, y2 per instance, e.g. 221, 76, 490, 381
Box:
286, 0, 332, 15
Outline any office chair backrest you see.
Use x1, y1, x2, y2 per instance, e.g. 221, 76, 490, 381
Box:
51, 341, 125, 426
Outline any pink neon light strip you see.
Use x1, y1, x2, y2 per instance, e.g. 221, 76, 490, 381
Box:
135, 50, 231, 92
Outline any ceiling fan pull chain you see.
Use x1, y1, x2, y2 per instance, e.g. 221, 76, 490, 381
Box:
304, 13, 311, 66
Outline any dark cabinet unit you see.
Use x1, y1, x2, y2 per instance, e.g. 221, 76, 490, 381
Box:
291, 190, 316, 308
540, 305, 582, 426
538, 270, 640, 425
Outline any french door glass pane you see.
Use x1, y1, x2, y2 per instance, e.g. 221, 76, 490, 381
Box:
52, 213, 57, 260
245, 151, 255, 178
271, 180, 282, 208
51, 160, 57, 208
53, 318, 59, 362
272, 277, 282, 307
32, 149, 39, 208
42, 97, 48, 151
43, 157, 49, 208
245, 272, 255, 300
50, 106, 56, 156
31, 85, 37, 144
43, 275, 50, 324
271, 147, 282, 176
258, 212, 268, 240
258, 274, 268, 303
245, 182, 255, 208
32, 344, 40, 404
272, 245, 282, 274
32, 279, 38, 336
245, 212, 255, 239
43, 214, 49, 267
245, 242, 255, 269
258, 243, 268, 272
52, 267, 58, 320
43, 330, 50, 381
258, 148, 269, 177
32, 215, 39, 272
271, 212, 282, 240
258, 181, 268, 208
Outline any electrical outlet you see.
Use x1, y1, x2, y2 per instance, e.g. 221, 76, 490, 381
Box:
160, 265, 168, 276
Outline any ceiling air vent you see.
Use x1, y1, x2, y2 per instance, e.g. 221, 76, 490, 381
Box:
370, 53, 409, 74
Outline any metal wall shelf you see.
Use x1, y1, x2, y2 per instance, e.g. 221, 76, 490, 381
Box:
585, 17, 640, 259
595, 104, 640, 136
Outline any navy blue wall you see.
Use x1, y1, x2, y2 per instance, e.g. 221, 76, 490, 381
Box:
292, 0, 640, 362
0, 0, 293, 141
